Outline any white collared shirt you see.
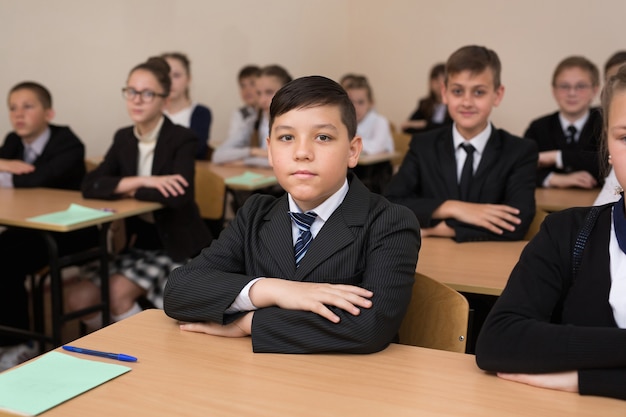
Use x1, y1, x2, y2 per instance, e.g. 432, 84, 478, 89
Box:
452, 122, 492, 182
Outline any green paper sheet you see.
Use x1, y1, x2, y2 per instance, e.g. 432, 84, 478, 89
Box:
225, 171, 277, 187
0, 351, 131, 416
26, 204, 113, 226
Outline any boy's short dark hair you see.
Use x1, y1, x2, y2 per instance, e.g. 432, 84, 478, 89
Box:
238, 65, 261, 81
445, 45, 502, 89
269, 75, 357, 139
604, 51, 626, 76
9, 81, 52, 109
552, 56, 600, 87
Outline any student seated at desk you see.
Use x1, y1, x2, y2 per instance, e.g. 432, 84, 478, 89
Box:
401, 63, 452, 135
65, 57, 211, 331
212, 65, 292, 167
0, 81, 92, 370
164, 75, 420, 354
524, 56, 602, 189
385, 45, 537, 242
161, 52, 212, 160
343, 75, 394, 193
475, 66, 626, 401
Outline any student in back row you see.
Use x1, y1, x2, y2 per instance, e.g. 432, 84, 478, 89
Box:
385, 45, 537, 242
0, 82, 92, 370
212, 65, 292, 166
164, 75, 420, 354
524, 56, 602, 189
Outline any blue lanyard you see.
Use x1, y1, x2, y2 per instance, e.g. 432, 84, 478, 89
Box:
613, 194, 626, 255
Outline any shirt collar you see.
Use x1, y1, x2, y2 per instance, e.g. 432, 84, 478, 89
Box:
22, 127, 51, 157
452, 122, 492, 155
558, 111, 589, 134
134, 116, 164, 144
288, 178, 349, 222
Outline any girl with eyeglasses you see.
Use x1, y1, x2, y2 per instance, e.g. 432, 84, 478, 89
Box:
65, 57, 212, 330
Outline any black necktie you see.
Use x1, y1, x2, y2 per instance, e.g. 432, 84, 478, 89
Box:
459, 143, 475, 200
289, 211, 318, 267
565, 125, 577, 146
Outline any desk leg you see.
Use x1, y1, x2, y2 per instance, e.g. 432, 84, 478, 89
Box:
42, 232, 63, 347
99, 223, 111, 326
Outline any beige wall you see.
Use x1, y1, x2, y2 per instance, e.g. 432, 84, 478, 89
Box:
1, 0, 624, 157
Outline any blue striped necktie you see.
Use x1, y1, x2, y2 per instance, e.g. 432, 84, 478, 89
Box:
289, 211, 318, 267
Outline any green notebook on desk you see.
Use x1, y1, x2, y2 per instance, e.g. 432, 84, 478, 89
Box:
26, 204, 113, 226
0, 351, 131, 416
225, 171, 277, 187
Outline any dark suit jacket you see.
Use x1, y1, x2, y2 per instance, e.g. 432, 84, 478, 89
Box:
164, 174, 421, 354
82, 117, 211, 261
385, 125, 538, 242
0, 124, 85, 189
476, 204, 626, 400
524, 109, 603, 186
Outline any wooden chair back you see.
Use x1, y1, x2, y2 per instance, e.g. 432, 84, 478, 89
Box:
523, 209, 548, 241
194, 163, 226, 222
391, 131, 411, 168
399, 272, 469, 353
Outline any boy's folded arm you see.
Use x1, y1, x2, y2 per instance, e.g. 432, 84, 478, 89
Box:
250, 206, 420, 354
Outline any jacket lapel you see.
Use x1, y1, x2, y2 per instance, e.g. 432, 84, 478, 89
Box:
259, 196, 299, 279
294, 175, 367, 280
151, 117, 172, 175
436, 130, 459, 199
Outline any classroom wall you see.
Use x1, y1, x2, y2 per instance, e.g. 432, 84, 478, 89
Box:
1, 0, 624, 157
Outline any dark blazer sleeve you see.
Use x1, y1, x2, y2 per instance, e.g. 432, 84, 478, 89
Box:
475, 207, 626, 400
190, 104, 212, 160
1, 125, 86, 190
164, 179, 420, 354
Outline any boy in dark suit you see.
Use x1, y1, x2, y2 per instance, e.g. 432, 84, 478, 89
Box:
524, 56, 602, 189
0, 82, 90, 370
164, 75, 420, 354
385, 45, 537, 242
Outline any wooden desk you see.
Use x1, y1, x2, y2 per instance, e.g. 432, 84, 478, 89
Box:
416, 237, 527, 296
204, 161, 278, 191
535, 188, 599, 212
0, 188, 161, 345
357, 151, 400, 165
36, 310, 624, 416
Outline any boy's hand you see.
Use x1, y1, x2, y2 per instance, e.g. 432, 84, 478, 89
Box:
497, 371, 578, 393
548, 172, 597, 189
435, 201, 521, 235
145, 174, 188, 197
538, 150, 559, 167
249, 279, 373, 323
0, 159, 35, 175
179, 312, 253, 337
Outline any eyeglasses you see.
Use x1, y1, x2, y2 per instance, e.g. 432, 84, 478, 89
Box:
554, 83, 593, 93
122, 87, 167, 102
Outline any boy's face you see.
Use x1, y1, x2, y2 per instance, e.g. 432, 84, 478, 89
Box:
267, 105, 362, 212
256, 75, 283, 113
8, 89, 54, 144
347, 88, 372, 123
552, 67, 598, 121
239, 76, 257, 107
442, 69, 504, 139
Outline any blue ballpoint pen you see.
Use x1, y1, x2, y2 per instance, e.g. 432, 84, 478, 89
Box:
62, 345, 138, 362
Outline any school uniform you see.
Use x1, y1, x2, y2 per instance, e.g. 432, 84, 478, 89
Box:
385, 124, 538, 242
476, 203, 626, 400
524, 109, 603, 186
403, 98, 453, 135
82, 116, 211, 307
352, 109, 394, 194
212, 107, 269, 167
164, 173, 420, 354
0, 124, 92, 345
